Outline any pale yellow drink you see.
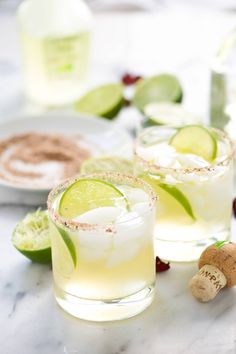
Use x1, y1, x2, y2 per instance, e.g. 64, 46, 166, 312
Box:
20, 32, 90, 106
47, 173, 156, 321
17, 0, 92, 106
134, 126, 235, 262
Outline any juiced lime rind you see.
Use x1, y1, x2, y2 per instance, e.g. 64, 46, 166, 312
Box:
159, 183, 195, 220
56, 225, 77, 267
143, 103, 201, 127
169, 125, 217, 162
80, 156, 133, 174
74, 83, 124, 119
59, 178, 128, 219
133, 74, 183, 111
12, 210, 51, 264
15, 247, 51, 264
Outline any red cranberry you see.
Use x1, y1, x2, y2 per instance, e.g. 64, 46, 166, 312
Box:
122, 73, 142, 86
156, 256, 170, 273
233, 198, 236, 217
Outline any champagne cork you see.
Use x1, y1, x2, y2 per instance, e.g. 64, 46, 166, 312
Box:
189, 242, 236, 302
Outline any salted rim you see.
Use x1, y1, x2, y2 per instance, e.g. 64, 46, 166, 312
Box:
47, 172, 157, 232
134, 126, 235, 174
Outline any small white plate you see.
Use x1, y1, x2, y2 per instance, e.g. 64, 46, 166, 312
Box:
0, 113, 132, 205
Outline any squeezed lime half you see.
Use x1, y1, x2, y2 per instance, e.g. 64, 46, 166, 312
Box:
12, 210, 51, 263
170, 125, 217, 162
80, 156, 133, 174
74, 83, 124, 119
59, 178, 128, 219
133, 74, 183, 111
143, 102, 201, 127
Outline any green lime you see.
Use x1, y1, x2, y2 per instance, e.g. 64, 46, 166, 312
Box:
133, 74, 183, 111
141, 175, 195, 221
74, 83, 124, 119
12, 210, 51, 263
159, 183, 195, 220
59, 178, 128, 219
170, 125, 217, 162
56, 226, 77, 267
80, 156, 133, 174
143, 103, 201, 127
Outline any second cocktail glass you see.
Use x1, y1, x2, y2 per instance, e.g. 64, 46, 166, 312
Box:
134, 125, 235, 262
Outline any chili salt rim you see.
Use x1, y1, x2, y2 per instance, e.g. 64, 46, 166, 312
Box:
134, 126, 236, 174
47, 172, 157, 232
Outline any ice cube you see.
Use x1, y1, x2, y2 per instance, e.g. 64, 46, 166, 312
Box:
215, 139, 230, 163
74, 206, 121, 225
106, 243, 140, 268
117, 210, 139, 223
131, 201, 150, 214
177, 154, 209, 168
138, 143, 177, 167
75, 207, 120, 250
115, 207, 154, 246
78, 228, 113, 251
118, 186, 150, 204
78, 246, 109, 262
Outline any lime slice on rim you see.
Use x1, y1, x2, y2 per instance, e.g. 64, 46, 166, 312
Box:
59, 178, 128, 219
133, 74, 183, 111
80, 157, 133, 174
74, 83, 124, 119
143, 103, 201, 127
12, 210, 51, 263
170, 125, 217, 162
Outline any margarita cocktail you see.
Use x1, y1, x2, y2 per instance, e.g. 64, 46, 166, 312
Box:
47, 173, 156, 321
134, 125, 234, 262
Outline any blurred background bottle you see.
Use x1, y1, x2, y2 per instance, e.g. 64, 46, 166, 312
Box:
17, 0, 92, 107
210, 29, 236, 133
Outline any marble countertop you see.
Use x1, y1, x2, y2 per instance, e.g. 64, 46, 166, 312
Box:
1, 8, 236, 354
1, 205, 236, 354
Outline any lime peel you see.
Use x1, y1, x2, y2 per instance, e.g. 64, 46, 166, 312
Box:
143, 102, 201, 127
133, 74, 183, 111
74, 83, 124, 119
141, 174, 195, 221
12, 209, 51, 263
56, 226, 77, 267
159, 183, 195, 221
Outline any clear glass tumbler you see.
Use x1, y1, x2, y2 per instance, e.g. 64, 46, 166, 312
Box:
47, 173, 156, 321
134, 126, 235, 262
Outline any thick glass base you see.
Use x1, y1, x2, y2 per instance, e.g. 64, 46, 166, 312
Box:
54, 283, 155, 322
155, 230, 230, 262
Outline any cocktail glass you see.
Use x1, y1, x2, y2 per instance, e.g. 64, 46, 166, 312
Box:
47, 173, 156, 321
134, 126, 235, 262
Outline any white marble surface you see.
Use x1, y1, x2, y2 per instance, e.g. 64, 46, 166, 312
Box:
1, 8, 236, 354
1, 207, 236, 354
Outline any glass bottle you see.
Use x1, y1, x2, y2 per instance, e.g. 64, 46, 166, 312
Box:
17, 0, 92, 106
210, 29, 236, 131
